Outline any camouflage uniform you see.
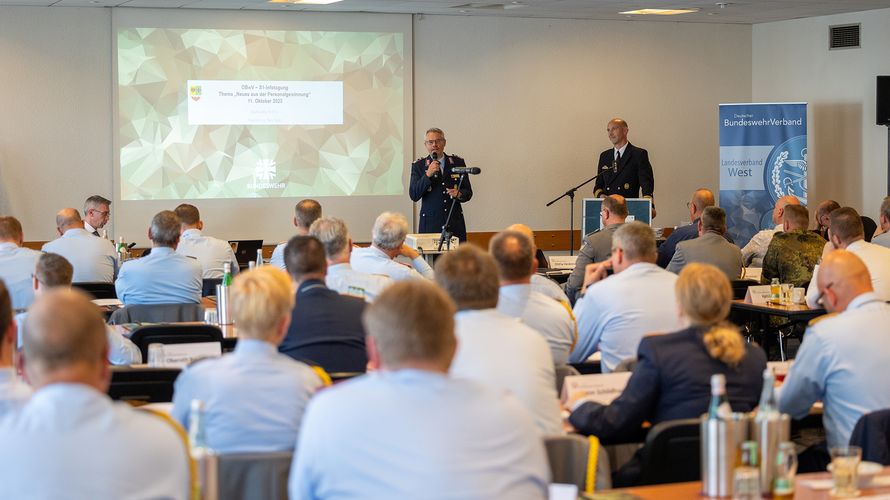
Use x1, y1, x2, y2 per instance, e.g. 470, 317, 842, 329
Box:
761, 229, 826, 287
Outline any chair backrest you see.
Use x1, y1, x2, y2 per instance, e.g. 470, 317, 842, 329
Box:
107, 366, 181, 404
72, 282, 117, 299
109, 303, 206, 325
862, 216, 878, 242
128, 324, 223, 362
638, 418, 701, 485
202, 278, 222, 297
544, 434, 612, 492
850, 408, 890, 465
217, 451, 293, 500
730, 279, 759, 300
555, 364, 580, 393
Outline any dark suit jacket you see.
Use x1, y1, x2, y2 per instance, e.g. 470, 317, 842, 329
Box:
592, 143, 654, 200
278, 279, 367, 373
569, 326, 766, 443
409, 153, 473, 241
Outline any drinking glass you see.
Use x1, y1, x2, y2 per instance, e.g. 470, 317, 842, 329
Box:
204, 309, 218, 325
772, 442, 797, 500
830, 445, 862, 497
147, 343, 165, 367
780, 284, 793, 304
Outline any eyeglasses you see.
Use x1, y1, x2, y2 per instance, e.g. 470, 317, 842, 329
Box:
424, 139, 445, 145
816, 282, 834, 306
91, 209, 110, 217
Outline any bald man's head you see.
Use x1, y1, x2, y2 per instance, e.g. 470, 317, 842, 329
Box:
773, 195, 802, 225
689, 189, 716, 219
817, 250, 873, 313
490, 230, 535, 282
55, 208, 84, 233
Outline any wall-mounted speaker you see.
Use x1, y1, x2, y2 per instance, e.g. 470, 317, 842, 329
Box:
878, 76, 890, 126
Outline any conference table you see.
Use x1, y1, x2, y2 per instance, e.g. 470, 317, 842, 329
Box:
730, 299, 826, 361
603, 466, 890, 499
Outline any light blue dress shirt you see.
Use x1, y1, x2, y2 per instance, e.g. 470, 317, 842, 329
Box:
0, 242, 41, 311
171, 338, 322, 454
16, 310, 141, 365
570, 262, 683, 370
0, 383, 190, 499
115, 246, 202, 305
290, 369, 550, 500
175, 229, 240, 279
0, 367, 32, 416
325, 262, 393, 302
498, 283, 576, 366
777, 293, 890, 448
270, 241, 287, 270
41, 228, 118, 283
350, 245, 434, 281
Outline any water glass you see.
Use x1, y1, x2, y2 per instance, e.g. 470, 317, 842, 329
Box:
772, 442, 797, 499
204, 309, 219, 325
732, 467, 760, 500
792, 287, 806, 304
830, 445, 862, 497
780, 284, 793, 304
147, 343, 165, 367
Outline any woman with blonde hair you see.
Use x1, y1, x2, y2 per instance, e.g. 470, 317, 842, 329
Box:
569, 263, 766, 486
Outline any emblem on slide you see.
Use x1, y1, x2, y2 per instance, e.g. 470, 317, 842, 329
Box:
255, 159, 277, 183
764, 135, 807, 205
189, 85, 202, 102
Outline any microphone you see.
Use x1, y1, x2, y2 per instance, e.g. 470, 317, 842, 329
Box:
451, 167, 481, 175
431, 152, 440, 179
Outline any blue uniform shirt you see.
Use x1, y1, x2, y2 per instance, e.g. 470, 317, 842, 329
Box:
0, 242, 41, 311
172, 338, 323, 454
115, 246, 202, 305
290, 369, 549, 500
41, 228, 118, 283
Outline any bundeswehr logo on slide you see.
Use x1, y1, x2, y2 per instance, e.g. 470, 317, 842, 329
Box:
190, 85, 202, 102
764, 135, 807, 205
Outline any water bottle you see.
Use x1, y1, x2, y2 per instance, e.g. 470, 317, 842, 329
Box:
255, 248, 264, 268
222, 262, 233, 287
188, 399, 218, 500
708, 374, 732, 420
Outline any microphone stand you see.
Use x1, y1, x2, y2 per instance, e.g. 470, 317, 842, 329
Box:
546, 173, 602, 256
438, 173, 468, 252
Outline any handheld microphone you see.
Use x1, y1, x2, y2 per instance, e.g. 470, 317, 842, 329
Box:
431, 152, 440, 179
451, 167, 481, 175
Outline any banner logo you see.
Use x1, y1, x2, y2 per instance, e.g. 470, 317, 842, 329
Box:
189, 85, 202, 102
765, 137, 807, 205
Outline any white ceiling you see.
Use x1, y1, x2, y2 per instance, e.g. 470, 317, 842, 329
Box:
2, 0, 890, 24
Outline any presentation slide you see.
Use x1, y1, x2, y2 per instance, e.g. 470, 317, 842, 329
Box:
117, 28, 405, 200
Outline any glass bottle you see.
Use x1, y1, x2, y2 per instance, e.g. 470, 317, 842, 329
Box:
222, 262, 233, 287
770, 278, 781, 301
255, 248, 264, 268
708, 373, 732, 420
733, 441, 760, 500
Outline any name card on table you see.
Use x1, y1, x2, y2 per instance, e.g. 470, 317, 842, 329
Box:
548, 255, 578, 270
161, 342, 221, 368
745, 285, 773, 305
561, 372, 632, 405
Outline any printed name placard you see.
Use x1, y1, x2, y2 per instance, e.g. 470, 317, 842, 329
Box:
561, 372, 632, 405
745, 285, 773, 305
162, 342, 222, 368
548, 255, 578, 270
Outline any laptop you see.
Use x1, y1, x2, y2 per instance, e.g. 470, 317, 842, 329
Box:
228, 239, 264, 268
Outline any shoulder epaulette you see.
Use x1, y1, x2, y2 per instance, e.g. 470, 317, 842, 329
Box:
808, 312, 838, 327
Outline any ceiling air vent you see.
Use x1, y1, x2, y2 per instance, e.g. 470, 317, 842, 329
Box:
829, 23, 860, 50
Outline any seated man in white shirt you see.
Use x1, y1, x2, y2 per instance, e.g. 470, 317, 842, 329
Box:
115, 210, 203, 305
41, 208, 118, 283
82, 194, 111, 237
871, 196, 890, 249
490, 230, 576, 366
806, 207, 890, 307
571, 222, 683, 371
174, 203, 239, 280
289, 280, 549, 500
172, 266, 324, 453
309, 217, 393, 302
271, 199, 321, 269
507, 224, 570, 304
0, 280, 31, 414
0, 216, 42, 311
351, 212, 434, 281
0, 288, 189, 499
741, 195, 801, 267
435, 244, 563, 436
16, 253, 141, 365
779, 250, 890, 470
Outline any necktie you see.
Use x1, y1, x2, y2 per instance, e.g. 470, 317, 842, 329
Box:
92, 230, 100, 237
613, 150, 620, 171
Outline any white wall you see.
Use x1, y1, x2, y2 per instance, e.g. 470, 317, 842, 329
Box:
1, 7, 753, 244
753, 8, 890, 220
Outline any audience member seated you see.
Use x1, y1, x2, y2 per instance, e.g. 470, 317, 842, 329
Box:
490, 230, 576, 366
309, 217, 393, 302
82, 195, 111, 237
779, 251, 890, 469
172, 266, 324, 453
566, 195, 627, 302
667, 206, 743, 279
41, 208, 118, 283
436, 244, 563, 436
741, 195, 801, 267
0, 280, 31, 414
506, 224, 569, 303
656, 188, 718, 268
813, 199, 840, 240
279, 236, 367, 373
761, 204, 824, 287
271, 199, 322, 269
173, 203, 239, 279
16, 253, 140, 365
0, 216, 41, 311
571, 222, 683, 371
289, 280, 549, 499
0, 289, 189, 499
351, 212, 434, 281
115, 210, 202, 305
569, 263, 766, 486
873, 196, 890, 249
806, 207, 890, 307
